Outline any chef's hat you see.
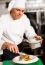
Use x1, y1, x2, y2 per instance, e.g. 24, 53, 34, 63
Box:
8, 0, 26, 12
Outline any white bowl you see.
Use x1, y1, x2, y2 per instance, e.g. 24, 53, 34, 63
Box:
29, 39, 41, 49
0, 50, 3, 55
30, 39, 41, 44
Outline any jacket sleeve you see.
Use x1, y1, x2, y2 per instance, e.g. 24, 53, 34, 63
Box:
25, 18, 37, 40
0, 16, 4, 50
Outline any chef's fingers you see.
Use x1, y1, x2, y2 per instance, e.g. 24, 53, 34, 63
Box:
9, 44, 19, 53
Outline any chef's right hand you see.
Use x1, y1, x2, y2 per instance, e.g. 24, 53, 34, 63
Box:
1, 42, 19, 53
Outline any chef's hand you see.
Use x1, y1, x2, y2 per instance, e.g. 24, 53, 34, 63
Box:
34, 35, 43, 43
1, 42, 19, 53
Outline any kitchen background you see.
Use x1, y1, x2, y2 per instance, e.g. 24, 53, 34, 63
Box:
0, 0, 45, 64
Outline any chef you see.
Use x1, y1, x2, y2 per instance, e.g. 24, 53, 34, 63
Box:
0, 0, 42, 60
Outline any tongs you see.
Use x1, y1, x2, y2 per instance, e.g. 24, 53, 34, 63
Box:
18, 52, 26, 56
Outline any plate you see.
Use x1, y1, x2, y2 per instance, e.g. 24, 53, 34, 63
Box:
12, 55, 39, 64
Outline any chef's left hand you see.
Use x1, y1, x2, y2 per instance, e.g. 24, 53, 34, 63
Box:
34, 35, 43, 43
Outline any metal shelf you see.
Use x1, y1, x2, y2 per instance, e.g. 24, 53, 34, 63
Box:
0, 0, 10, 3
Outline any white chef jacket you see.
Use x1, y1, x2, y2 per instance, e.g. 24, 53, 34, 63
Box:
0, 13, 36, 49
